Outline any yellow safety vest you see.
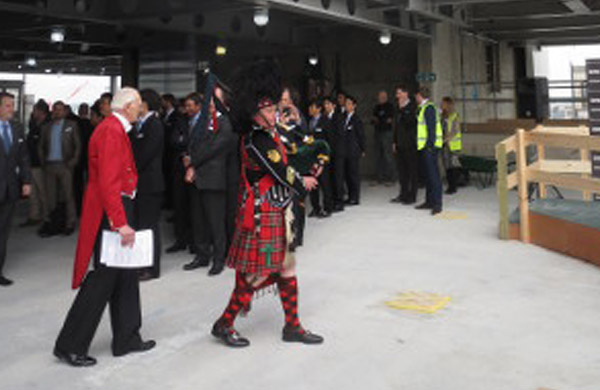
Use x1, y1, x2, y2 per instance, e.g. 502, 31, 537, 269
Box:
447, 111, 462, 152
417, 102, 443, 150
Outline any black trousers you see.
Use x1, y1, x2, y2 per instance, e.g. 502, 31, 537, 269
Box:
420, 149, 443, 209
55, 198, 143, 356
172, 159, 192, 246
225, 181, 238, 251
396, 148, 419, 202
292, 194, 307, 247
334, 152, 346, 205
310, 164, 334, 213
343, 153, 361, 203
134, 193, 163, 277
0, 200, 16, 276
191, 188, 227, 266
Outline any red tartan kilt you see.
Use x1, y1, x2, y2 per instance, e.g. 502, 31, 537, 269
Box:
226, 204, 287, 276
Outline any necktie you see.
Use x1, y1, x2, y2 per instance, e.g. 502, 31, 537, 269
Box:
1, 122, 10, 153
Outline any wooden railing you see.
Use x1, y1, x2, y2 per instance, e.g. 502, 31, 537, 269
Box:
495, 125, 600, 241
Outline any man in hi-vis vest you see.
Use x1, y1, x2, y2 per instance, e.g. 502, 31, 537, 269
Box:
414, 87, 443, 215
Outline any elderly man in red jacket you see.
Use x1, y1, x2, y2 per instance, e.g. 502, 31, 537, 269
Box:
53, 87, 156, 367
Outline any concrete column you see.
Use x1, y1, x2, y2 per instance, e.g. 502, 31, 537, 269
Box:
121, 48, 139, 88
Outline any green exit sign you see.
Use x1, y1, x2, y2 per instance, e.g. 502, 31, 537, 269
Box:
416, 72, 437, 83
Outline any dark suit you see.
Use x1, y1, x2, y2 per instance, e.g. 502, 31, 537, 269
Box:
309, 115, 334, 213
131, 113, 165, 278
339, 112, 365, 203
169, 112, 193, 248
0, 120, 31, 277
188, 113, 235, 268
394, 100, 419, 202
162, 109, 185, 209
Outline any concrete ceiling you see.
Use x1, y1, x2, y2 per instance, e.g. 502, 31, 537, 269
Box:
0, 0, 597, 75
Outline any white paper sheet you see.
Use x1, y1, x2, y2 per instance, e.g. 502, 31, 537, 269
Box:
100, 229, 153, 268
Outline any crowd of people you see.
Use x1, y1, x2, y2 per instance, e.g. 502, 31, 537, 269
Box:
0, 79, 463, 288
0, 58, 466, 366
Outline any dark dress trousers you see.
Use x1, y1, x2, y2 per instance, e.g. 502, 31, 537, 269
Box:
130, 113, 165, 278
394, 101, 419, 202
309, 115, 334, 213
0, 120, 31, 277
341, 113, 366, 203
169, 112, 193, 247
189, 114, 236, 267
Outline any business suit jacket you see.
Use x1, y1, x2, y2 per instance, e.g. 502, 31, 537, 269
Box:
189, 114, 236, 191
343, 113, 366, 157
39, 119, 81, 168
0, 120, 31, 204
130, 114, 165, 195
394, 101, 418, 152
167, 111, 191, 156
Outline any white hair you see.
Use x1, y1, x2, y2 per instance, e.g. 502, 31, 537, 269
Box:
111, 87, 140, 110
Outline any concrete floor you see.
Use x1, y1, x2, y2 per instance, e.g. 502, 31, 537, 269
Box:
2, 185, 600, 390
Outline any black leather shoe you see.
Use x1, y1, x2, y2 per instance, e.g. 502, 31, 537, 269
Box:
113, 340, 156, 357
347, 200, 359, 206
166, 242, 187, 253
211, 322, 250, 348
415, 202, 433, 210
20, 218, 41, 227
139, 271, 158, 282
390, 196, 403, 203
402, 198, 416, 205
53, 348, 97, 367
332, 204, 344, 213
308, 210, 320, 218
38, 223, 59, 238
208, 263, 225, 276
431, 207, 443, 216
0, 276, 13, 286
318, 211, 331, 219
282, 326, 324, 345
183, 256, 209, 271
62, 227, 75, 236
445, 189, 457, 195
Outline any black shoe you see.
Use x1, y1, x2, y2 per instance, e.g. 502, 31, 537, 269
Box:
138, 271, 158, 282
402, 198, 416, 205
332, 204, 344, 213
415, 203, 433, 210
20, 218, 41, 227
318, 211, 331, 218
211, 322, 250, 348
347, 200, 359, 206
183, 256, 209, 271
0, 276, 13, 286
113, 340, 156, 357
431, 207, 442, 216
390, 196, 403, 204
308, 210, 320, 218
445, 188, 457, 195
166, 242, 187, 253
38, 223, 58, 238
208, 263, 225, 276
62, 227, 75, 236
282, 326, 324, 345
53, 347, 97, 367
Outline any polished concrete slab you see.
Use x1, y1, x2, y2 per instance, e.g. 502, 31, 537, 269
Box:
1, 185, 599, 390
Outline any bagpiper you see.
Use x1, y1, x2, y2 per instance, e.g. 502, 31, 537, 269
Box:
211, 59, 324, 347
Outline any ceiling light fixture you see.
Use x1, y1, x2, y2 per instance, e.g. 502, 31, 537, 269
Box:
379, 30, 392, 45
26, 56, 37, 67
308, 55, 318, 66
253, 8, 269, 27
50, 27, 65, 43
215, 45, 227, 56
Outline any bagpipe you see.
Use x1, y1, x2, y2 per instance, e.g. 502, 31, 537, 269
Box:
276, 121, 330, 176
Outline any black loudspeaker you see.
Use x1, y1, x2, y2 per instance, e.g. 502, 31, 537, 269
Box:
517, 77, 549, 122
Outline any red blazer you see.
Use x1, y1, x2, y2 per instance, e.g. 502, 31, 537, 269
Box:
72, 115, 138, 289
